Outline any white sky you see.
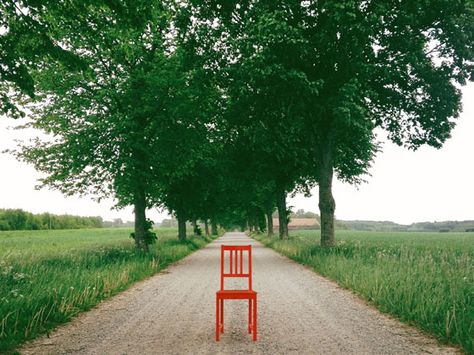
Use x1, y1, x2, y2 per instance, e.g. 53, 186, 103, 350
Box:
0, 83, 473, 224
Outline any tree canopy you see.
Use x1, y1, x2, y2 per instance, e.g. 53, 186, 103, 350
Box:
4, 0, 473, 250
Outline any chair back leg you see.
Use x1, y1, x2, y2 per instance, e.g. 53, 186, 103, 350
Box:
253, 297, 257, 341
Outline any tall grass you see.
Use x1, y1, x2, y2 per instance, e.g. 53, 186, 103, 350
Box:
253, 230, 474, 354
0, 228, 215, 353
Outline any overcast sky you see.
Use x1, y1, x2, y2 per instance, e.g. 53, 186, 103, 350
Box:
0, 83, 472, 225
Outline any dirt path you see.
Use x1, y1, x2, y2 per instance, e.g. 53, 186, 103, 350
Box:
21, 232, 458, 354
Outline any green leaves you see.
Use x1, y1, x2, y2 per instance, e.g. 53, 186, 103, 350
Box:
6, 0, 474, 243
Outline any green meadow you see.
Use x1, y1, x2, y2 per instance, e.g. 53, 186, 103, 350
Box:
0, 228, 214, 353
253, 230, 474, 354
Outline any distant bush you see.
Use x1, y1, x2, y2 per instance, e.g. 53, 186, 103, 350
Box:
160, 218, 178, 228
102, 218, 134, 228
130, 219, 157, 245
0, 209, 103, 231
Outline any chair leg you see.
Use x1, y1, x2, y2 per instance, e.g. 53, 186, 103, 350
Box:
216, 296, 220, 341
248, 299, 252, 334
253, 296, 257, 341
220, 299, 224, 333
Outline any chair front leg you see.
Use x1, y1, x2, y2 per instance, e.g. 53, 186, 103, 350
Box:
216, 296, 220, 341
220, 299, 224, 333
248, 299, 252, 334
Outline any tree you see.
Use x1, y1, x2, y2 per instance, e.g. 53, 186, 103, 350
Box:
305, 0, 473, 246
152, 63, 223, 240
191, 0, 473, 246
12, 1, 186, 251
218, 5, 316, 238
8, 1, 473, 250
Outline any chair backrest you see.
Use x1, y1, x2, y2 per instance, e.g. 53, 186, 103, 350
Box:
220, 245, 252, 291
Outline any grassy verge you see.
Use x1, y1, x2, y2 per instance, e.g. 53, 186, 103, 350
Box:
0, 228, 218, 353
252, 230, 474, 354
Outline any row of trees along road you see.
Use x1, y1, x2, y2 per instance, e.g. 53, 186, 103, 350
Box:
1, 0, 473, 251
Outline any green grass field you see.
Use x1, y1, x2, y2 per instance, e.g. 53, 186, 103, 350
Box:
0, 228, 215, 353
252, 230, 474, 354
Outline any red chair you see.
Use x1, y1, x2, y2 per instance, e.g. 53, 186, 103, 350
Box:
216, 245, 257, 341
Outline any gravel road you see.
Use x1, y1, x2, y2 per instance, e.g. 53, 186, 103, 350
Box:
21, 232, 459, 354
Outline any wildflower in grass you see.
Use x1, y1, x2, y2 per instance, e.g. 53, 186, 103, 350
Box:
12, 272, 27, 281
1, 265, 13, 276
10, 289, 24, 298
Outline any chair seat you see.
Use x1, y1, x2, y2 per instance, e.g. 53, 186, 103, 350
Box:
217, 289, 257, 299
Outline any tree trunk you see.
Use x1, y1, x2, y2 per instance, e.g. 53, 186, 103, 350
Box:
276, 186, 288, 239
257, 211, 265, 233
318, 139, 336, 247
192, 219, 198, 236
211, 221, 218, 236
134, 187, 148, 252
178, 217, 187, 241
204, 220, 210, 236
266, 211, 273, 237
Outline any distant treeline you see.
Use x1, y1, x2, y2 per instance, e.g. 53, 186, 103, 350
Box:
341, 220, 474, 233
0, 209, 103, 231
